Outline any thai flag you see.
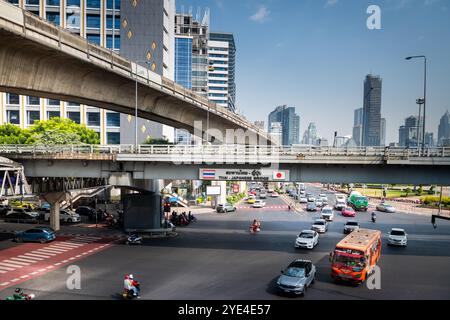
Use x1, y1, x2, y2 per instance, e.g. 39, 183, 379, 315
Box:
202, 169, 216, 180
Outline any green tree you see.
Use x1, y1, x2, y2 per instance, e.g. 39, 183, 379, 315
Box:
0, 124, 34, 144
29, 118, 100, 145
143, 137, 173, 145
417, 186, 423, 196
405, 187, 412, 197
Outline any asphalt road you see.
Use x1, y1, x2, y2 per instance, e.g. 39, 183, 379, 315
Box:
1, 184, 449, 300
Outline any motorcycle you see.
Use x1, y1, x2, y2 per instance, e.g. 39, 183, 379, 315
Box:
126, 234, 143, 245
5, 292, 35, 300
371, 213, 377, 223
122, 282, 140, 300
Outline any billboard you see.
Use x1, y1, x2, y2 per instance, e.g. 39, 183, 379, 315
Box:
206, 186, 222, 196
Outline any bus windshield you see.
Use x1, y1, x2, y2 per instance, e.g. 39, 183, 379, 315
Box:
333, 253, 366, 268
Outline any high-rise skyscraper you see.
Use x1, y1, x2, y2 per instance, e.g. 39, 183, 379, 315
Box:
120, 0, 176, 144
352, 108, 363, 146
208, 32, 236, 112
438, 111, 450, 146
380, 118, 386, 146
269, 122, 282, 145
268, 105, 300, 146
301, 123, 317, 145
208, 32, 236, 113
399, 116, 421, 147
175, 10, 209, 96
362, 74, 382, 146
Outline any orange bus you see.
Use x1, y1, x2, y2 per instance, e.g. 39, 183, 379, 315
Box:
330, 228, 382, 284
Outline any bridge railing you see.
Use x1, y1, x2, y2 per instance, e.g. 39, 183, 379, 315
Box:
1, 145, 450, 158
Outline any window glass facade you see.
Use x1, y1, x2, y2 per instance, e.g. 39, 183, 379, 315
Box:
27, 96, 40, 106
175, 38, 193, 89
86, 0, 100, 9
46, 12, 60, 26
46, 0, 60, 6
106, 112, 120, 127
47, 111, 60, 119
7, 110, 20, 125
87, 112, 101, 126
6, 93, 20, 105
107, 132, 120, 144
87, 34, 101, 45
86, 14, 101, 28
67, 111, 81, 124
27, 111, 40, 125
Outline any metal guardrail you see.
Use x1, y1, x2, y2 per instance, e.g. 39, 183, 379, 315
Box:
0, 145, 449, 158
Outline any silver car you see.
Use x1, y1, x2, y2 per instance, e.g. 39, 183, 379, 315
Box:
216, 203, 236, 213
311, 219, 328, 233
343, 220, 360, 234
277, 259, 316, 296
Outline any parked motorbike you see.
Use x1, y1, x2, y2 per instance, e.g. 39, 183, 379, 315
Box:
126, 234, 143, 245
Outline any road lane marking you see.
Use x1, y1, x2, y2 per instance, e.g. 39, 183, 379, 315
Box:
0, 270, 6, 274
0, 282, 10, 285
21, 254, 45, 260
19, 255, 44, 261
10, 258, 37, 264
32, 250, 57, 256
28, 252, 52, 258
43, 247, 68, 252
4, 260, 30, 266
49, 244, 75, 250
0, 262, 23, 268
20, 275, 29, 279
0, 266, 15, 271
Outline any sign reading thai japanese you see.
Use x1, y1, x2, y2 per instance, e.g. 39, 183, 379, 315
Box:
199, 169, 289, 182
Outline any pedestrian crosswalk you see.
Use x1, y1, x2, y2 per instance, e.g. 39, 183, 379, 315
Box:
0, 235, 116, 289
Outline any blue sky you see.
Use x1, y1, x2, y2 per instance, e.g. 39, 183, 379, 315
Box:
176, 0, 450, 143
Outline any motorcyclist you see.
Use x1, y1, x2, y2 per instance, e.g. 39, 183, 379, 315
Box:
250, 219, 261, 233
128, 274, 140, 298
13, 288, 26, 300
371, 211, 377, 222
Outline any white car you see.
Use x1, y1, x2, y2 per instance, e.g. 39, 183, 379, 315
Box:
299, 197, 308, 204
307, 196, 316, 202
315, 200, 324, 208
295, 230, 319, 249
45, 209, 81, 223
252, 200, 266, 208
311, 219, 328, 233
334, 200, 346, 211
321, 207, 334, 221
319, 194, 327, 200
388, 228, 408, 247
259, 192, 267, 199
271, 192, 279, 198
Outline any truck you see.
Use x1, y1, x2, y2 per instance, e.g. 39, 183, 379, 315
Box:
347, 191, 369, 211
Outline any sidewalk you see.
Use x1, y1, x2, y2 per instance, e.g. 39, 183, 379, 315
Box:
279, 194, 303, 214
171, 206, 215, 215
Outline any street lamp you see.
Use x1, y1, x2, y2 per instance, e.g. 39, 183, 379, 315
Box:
416, 98, 425, 151
134, 61, 151, 152
405, 55, 427, 152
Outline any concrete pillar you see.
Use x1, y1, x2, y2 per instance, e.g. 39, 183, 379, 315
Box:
109, 172, 133, 199
41, 192, 68, 232
239, 181, 247, 194
50, 202, 60, 231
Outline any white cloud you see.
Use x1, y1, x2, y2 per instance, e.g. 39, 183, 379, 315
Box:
250, 6, 270, 22
325, 0, 338, 8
